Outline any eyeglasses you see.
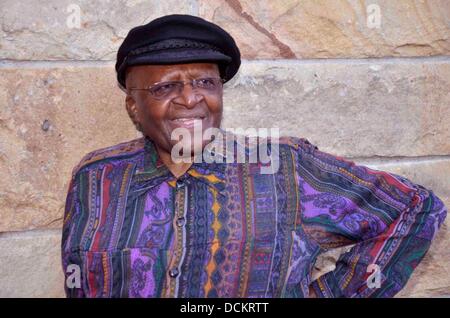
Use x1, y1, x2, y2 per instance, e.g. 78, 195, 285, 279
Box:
129, 77, 225, 100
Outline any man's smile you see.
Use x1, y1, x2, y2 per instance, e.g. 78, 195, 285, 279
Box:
169, 116, 207, 129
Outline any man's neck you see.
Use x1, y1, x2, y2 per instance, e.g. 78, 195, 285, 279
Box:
156, 145, 193, 178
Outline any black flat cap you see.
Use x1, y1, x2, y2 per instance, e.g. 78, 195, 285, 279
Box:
115, 14, 241, 88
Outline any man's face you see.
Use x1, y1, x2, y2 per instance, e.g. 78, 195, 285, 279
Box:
125, 63, 223, 156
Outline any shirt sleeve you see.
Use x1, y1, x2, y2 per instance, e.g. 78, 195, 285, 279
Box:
292, 139, 448, 298
61, 172, 86, 298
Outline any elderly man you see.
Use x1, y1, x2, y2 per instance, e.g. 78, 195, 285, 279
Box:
61, 14, 447, 298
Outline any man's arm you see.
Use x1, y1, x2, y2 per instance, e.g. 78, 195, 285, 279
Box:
61, 173, 85, 298
291, 139, 447, 297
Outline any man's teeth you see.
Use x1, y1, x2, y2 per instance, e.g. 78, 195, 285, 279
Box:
173, 117, 203, 122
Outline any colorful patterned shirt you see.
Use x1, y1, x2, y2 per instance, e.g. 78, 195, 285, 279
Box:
61, 132, 447, 298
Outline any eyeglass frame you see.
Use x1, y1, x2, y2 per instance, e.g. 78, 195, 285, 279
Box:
127, 77, 226, 100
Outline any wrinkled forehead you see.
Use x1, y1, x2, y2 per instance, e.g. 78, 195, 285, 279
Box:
126, 63, 220, 85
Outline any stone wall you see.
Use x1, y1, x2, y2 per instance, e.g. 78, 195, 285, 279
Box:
0, 0, 449, 297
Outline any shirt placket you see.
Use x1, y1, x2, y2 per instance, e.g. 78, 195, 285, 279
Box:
164, 176, 189, 297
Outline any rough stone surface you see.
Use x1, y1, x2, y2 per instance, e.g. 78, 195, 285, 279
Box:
200, 0, 450, 59
0, 0, 194, 61
223, 59, 450, 157
0, 66, 138, 232
2, 1, 449, 61
0, 229, 65, 298
224, 59, 450, 157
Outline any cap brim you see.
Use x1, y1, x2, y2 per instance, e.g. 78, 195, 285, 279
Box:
118, 48, 232, 88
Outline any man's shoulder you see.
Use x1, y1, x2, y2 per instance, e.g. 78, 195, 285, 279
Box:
273, 136, 357, 171
256, 135, 318, 156
70, 137, 145, 177
276, 135, 354, 167
224, 132, 319, 160
276, 136, 318, 152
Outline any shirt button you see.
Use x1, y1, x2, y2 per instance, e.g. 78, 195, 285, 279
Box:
169, 268, 179, 278
176, 217, 186, 227
176, 179, 185, 189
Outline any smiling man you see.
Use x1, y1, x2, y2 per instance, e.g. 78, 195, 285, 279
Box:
61, 14, 447, 298
124, 62, 224, 177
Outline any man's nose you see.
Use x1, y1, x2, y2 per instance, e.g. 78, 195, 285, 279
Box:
174, 84, 204, 108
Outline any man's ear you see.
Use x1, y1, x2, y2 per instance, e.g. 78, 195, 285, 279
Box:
125, 94, 142, 131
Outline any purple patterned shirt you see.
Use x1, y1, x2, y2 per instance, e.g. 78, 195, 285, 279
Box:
62, 132, 447, 297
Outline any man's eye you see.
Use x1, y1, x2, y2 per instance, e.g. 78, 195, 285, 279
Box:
197, 78, 216, 89
151, 83, 178, 96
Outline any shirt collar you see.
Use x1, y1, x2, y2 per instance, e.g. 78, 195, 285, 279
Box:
135, 131, 230, 193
